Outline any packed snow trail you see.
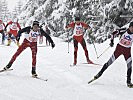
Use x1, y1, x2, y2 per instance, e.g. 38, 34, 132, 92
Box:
0, 37, 133, 100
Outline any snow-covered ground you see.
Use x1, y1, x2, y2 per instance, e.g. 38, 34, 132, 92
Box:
0, 37, 133, 100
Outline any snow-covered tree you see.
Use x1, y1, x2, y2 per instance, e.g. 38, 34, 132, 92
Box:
0, 1, 2, 19
18, 0, 133, 43
16, 0, 23, 15
1, 0, 10, 22
18, 0, 40, 27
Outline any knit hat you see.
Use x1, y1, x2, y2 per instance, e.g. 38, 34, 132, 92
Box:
129, 22, 133, 27
33, 21, 39, 26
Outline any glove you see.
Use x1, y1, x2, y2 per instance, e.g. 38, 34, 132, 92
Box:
112, 31, 118, 35
51, 42, 55, 48
110, 42, 114, 47
109, 40, 114, 47
16, 36, 20, 42
4, 28, 7, 31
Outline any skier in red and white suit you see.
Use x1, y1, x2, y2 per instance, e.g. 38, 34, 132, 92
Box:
5, 18, 21, 46
0, 19, 5, 44
94, 22, 133, 88
3, 21, 55, 77
66, 17, 93, 65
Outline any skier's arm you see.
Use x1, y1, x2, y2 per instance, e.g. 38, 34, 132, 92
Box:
109, 30, 119, 47
81, 22, 91, 29
4, 21, 12, 31
117, 28, 127, 34
110, 28, 127, 47
3, 23, 5, 27
111, 28, 127, 41
4, 24, 9, 31
40, 28, 55, 48
17, 26, 31, 41
111, 30, 118, 41
65, 22, 75, 29
17, 23, 21, 30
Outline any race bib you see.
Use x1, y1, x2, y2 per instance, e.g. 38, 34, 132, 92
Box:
119, 34, 132, 47
74, 24, 83, 36
76, 29, 83, 35
29, 31, 40, 42
11, 23, 17, 30
120, 39, 131, 46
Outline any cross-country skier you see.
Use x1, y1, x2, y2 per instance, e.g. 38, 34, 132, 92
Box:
3, 21, 55, 77
93, 22, 133, 88
65, 17, 94, 65
0, 19, 5, 44
4, 18, 21, 46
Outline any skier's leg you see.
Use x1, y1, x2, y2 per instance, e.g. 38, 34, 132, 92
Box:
14, 36, 20, 47
46, 39, 48, 45
30, 42, 38, 76
48, 39, 50, 46
80, 38, 93, 64
73, 38, 78, 65
126, 57, 132, 86
7, 34, 12, 46
4, 39, 29, 69
123, 49, 133, 87
1, 31, 5, 44
95, 45, 121, 79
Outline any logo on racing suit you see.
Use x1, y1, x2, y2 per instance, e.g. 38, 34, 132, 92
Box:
124, 35, 132, 41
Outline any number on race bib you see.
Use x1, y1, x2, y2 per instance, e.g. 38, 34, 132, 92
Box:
76, 30, 83, 35
120, 39, 131, 46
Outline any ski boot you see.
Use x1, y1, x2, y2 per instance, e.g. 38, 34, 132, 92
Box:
127, 82, 133, 88
87, 59, 94, 64
7, 40, 11, 46
94, 71, 103, 79
73, 60, 77, 66
3, 62, 12, 70
32, 71, 38, 77
16, 41, 20, 47
31, 67, 38, 77
1, 41, 4, 45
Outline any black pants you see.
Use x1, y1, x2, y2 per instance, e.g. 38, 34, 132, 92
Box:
0, 31, 5, 43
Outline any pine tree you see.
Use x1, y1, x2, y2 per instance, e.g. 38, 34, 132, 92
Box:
1, 0, 10, 21
18, 0, 133, 43
12, 6, 18, 17
16, 0, 23, 15
0, 1, 2, 19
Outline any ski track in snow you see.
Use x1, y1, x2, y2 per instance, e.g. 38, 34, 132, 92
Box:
0, 37, 133, 100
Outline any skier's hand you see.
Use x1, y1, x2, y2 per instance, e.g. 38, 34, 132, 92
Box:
109, 39, 114, 47
16, 36, 20, 42
109, 42, 114, 47
112, 30, 118, 35
51, 42, 55, 48
4, 28, 7, 32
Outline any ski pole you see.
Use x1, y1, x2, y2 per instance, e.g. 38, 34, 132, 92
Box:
97, 46, 110, 59
67, 32, 70, 53
92, 41, 99, 58
89, 35, 99, 59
